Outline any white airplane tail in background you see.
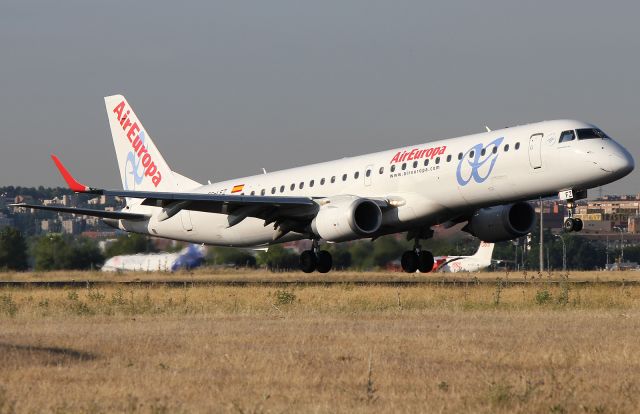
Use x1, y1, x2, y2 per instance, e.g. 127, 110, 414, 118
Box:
473, 242, 495, 262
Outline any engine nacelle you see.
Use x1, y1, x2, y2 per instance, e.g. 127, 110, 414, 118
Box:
311, 196, 382, 242
464, 202, 535, 242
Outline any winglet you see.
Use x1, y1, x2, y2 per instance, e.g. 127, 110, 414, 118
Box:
51, 154, 91, 193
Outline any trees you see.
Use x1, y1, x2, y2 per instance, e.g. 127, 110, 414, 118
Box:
31, 234, 103, 271
325, 243, 352, 270
0, 227, 28, 270
256, 245, 298, 271
208, 247, 257, 267
347, 240, 375, 269
104, 234, 156, 258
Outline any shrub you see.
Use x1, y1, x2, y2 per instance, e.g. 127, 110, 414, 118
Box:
0, 294, 18, 317
535, 289, 552, 305
274, 290, 296, 305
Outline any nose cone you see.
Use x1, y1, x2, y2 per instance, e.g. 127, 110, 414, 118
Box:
601, 144, 635, 179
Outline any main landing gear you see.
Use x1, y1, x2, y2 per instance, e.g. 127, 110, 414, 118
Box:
401, 238, 434, 273
299, 239, 333, 273
563, 198, 583, 233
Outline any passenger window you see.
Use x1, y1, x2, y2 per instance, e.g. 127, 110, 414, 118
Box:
299, 182, 304, 189
331, 176, 336, 183
435, 157, 440, 164
424, 159, 429, 166
481, 148, 486, 156
469, 150, 475, 158
413, 161, 418, 168
320, 178, 325, 185
391, 165, 396, 172
515, 142, 520, 150
261, 189, 266, 196
458, 152, 463, 160
342, 174, 347, 181
504, 144, 509, 152
250, 191, 255, 196
379, 167, 384, 174
354, 171, 359, 179
401, 163, 407, 170
280, 185, 285, 193
310, 180, 314, 187
366, 170, 371, 177
446, 154, 452, 162
559, 130, 576, 143
492, 146, 498, 154
271, 187, 276, 194
290, 183, 295, 191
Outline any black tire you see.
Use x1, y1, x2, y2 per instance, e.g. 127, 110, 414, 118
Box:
418, 251, 434, 273
299, 250, 317, 273
401, 251, 419, 273
563, 218, 574, 232
316, 251, 333, 273
572, 218, 583, 232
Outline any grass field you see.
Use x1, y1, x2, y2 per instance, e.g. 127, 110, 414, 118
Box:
2, 267, 640, 283
2, 271, 640, 412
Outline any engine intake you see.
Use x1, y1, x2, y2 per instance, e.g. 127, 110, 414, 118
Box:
464, 202, 535, 242
311, 196, 382, 242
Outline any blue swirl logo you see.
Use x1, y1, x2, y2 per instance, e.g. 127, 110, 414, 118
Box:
123, 131, 146, 190
456, 137, 504, 186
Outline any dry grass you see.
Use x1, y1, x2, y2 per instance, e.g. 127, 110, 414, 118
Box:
1, 268, 639, 283
2, 280, 640, 412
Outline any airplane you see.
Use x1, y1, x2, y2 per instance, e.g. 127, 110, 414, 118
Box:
13, 95, 634, 274
101, 243, 206, 272
433, 242, 495, 273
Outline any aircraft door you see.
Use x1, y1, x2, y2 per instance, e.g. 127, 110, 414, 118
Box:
365, 164, 373, 186
528, 133, 543, 169
180, 210, 193, 231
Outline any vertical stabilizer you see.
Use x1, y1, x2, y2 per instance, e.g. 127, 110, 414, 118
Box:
473, 242, 495, 263
104, 95, 177, 196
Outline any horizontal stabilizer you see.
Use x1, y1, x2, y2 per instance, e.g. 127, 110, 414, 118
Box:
10, 204, 150, 221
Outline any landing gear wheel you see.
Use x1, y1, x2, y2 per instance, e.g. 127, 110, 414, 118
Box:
418, 251, 434, 273
563, 218, 575, 233
572, 218, 583, 232
401, 251, 419, 273
299, 250, 317, 273
316, 251, 333, 273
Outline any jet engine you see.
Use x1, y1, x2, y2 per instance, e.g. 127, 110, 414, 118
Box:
464, 202, 535, 242
311, 196, 382, 242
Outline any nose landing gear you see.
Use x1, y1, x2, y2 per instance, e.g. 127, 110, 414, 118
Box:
299, 239, 333, 273
563, 196, 583, 233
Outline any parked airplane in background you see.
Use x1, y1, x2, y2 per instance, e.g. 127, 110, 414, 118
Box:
102, 244, 206, 272
433, 242, 495, 273
13, 95, 634, 273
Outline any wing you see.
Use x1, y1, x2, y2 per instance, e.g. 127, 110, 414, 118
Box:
10, 203, 150, 221
30, 155, 328, 238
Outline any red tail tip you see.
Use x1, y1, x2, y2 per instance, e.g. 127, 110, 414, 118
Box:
50, 154, 89, 193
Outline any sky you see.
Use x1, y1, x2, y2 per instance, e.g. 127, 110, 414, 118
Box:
0, 0, 638, 195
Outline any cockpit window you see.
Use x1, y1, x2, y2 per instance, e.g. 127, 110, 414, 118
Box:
559, 130, 575, 143
577, 128, 609, 140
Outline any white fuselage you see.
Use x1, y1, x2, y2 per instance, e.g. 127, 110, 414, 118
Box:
119, 119, 634, 246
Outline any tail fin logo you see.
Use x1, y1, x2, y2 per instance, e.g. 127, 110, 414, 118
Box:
113, 101, 162, 188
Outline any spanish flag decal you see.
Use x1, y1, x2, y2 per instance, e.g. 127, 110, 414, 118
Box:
231, 184, 245, 194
